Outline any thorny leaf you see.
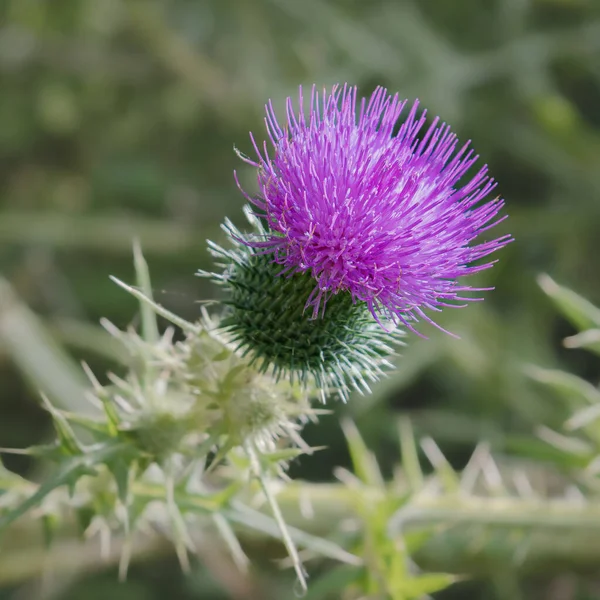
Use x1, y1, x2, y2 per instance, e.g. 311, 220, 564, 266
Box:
0, 442, 129, 531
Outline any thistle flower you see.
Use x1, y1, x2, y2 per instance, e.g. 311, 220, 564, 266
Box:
236, 84, 512, 333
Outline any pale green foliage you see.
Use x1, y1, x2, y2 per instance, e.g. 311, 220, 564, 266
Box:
334, 419, 456, 600
527, 275, 600, 484
0, 249, 344, 591
5, 265, 600, 599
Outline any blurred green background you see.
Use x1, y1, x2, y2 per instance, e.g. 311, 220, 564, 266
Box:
1, 0, 600, 598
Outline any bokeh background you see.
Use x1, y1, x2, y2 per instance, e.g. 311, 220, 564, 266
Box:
1, 0, 600, 598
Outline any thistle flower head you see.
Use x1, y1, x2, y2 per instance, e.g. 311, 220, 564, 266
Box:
237, 84, 512, 332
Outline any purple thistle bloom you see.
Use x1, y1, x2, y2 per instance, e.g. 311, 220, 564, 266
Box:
235, 84, 512, 334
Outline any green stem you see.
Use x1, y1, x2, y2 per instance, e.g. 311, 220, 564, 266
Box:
244, 442, 308, 593
277, 485, 600, 575
5, 482, 600, 585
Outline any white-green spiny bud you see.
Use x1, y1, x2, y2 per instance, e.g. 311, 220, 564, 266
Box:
103, 314, 312, 462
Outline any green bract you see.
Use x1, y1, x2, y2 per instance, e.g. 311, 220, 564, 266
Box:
200, 209, 404, 401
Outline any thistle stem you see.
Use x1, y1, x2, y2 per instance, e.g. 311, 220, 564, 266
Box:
5, 482, 600, 585
244, 441, 308, 593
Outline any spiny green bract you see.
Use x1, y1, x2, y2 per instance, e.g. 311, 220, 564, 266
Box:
200, 209, 404, 401
109, 318, 313, 458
